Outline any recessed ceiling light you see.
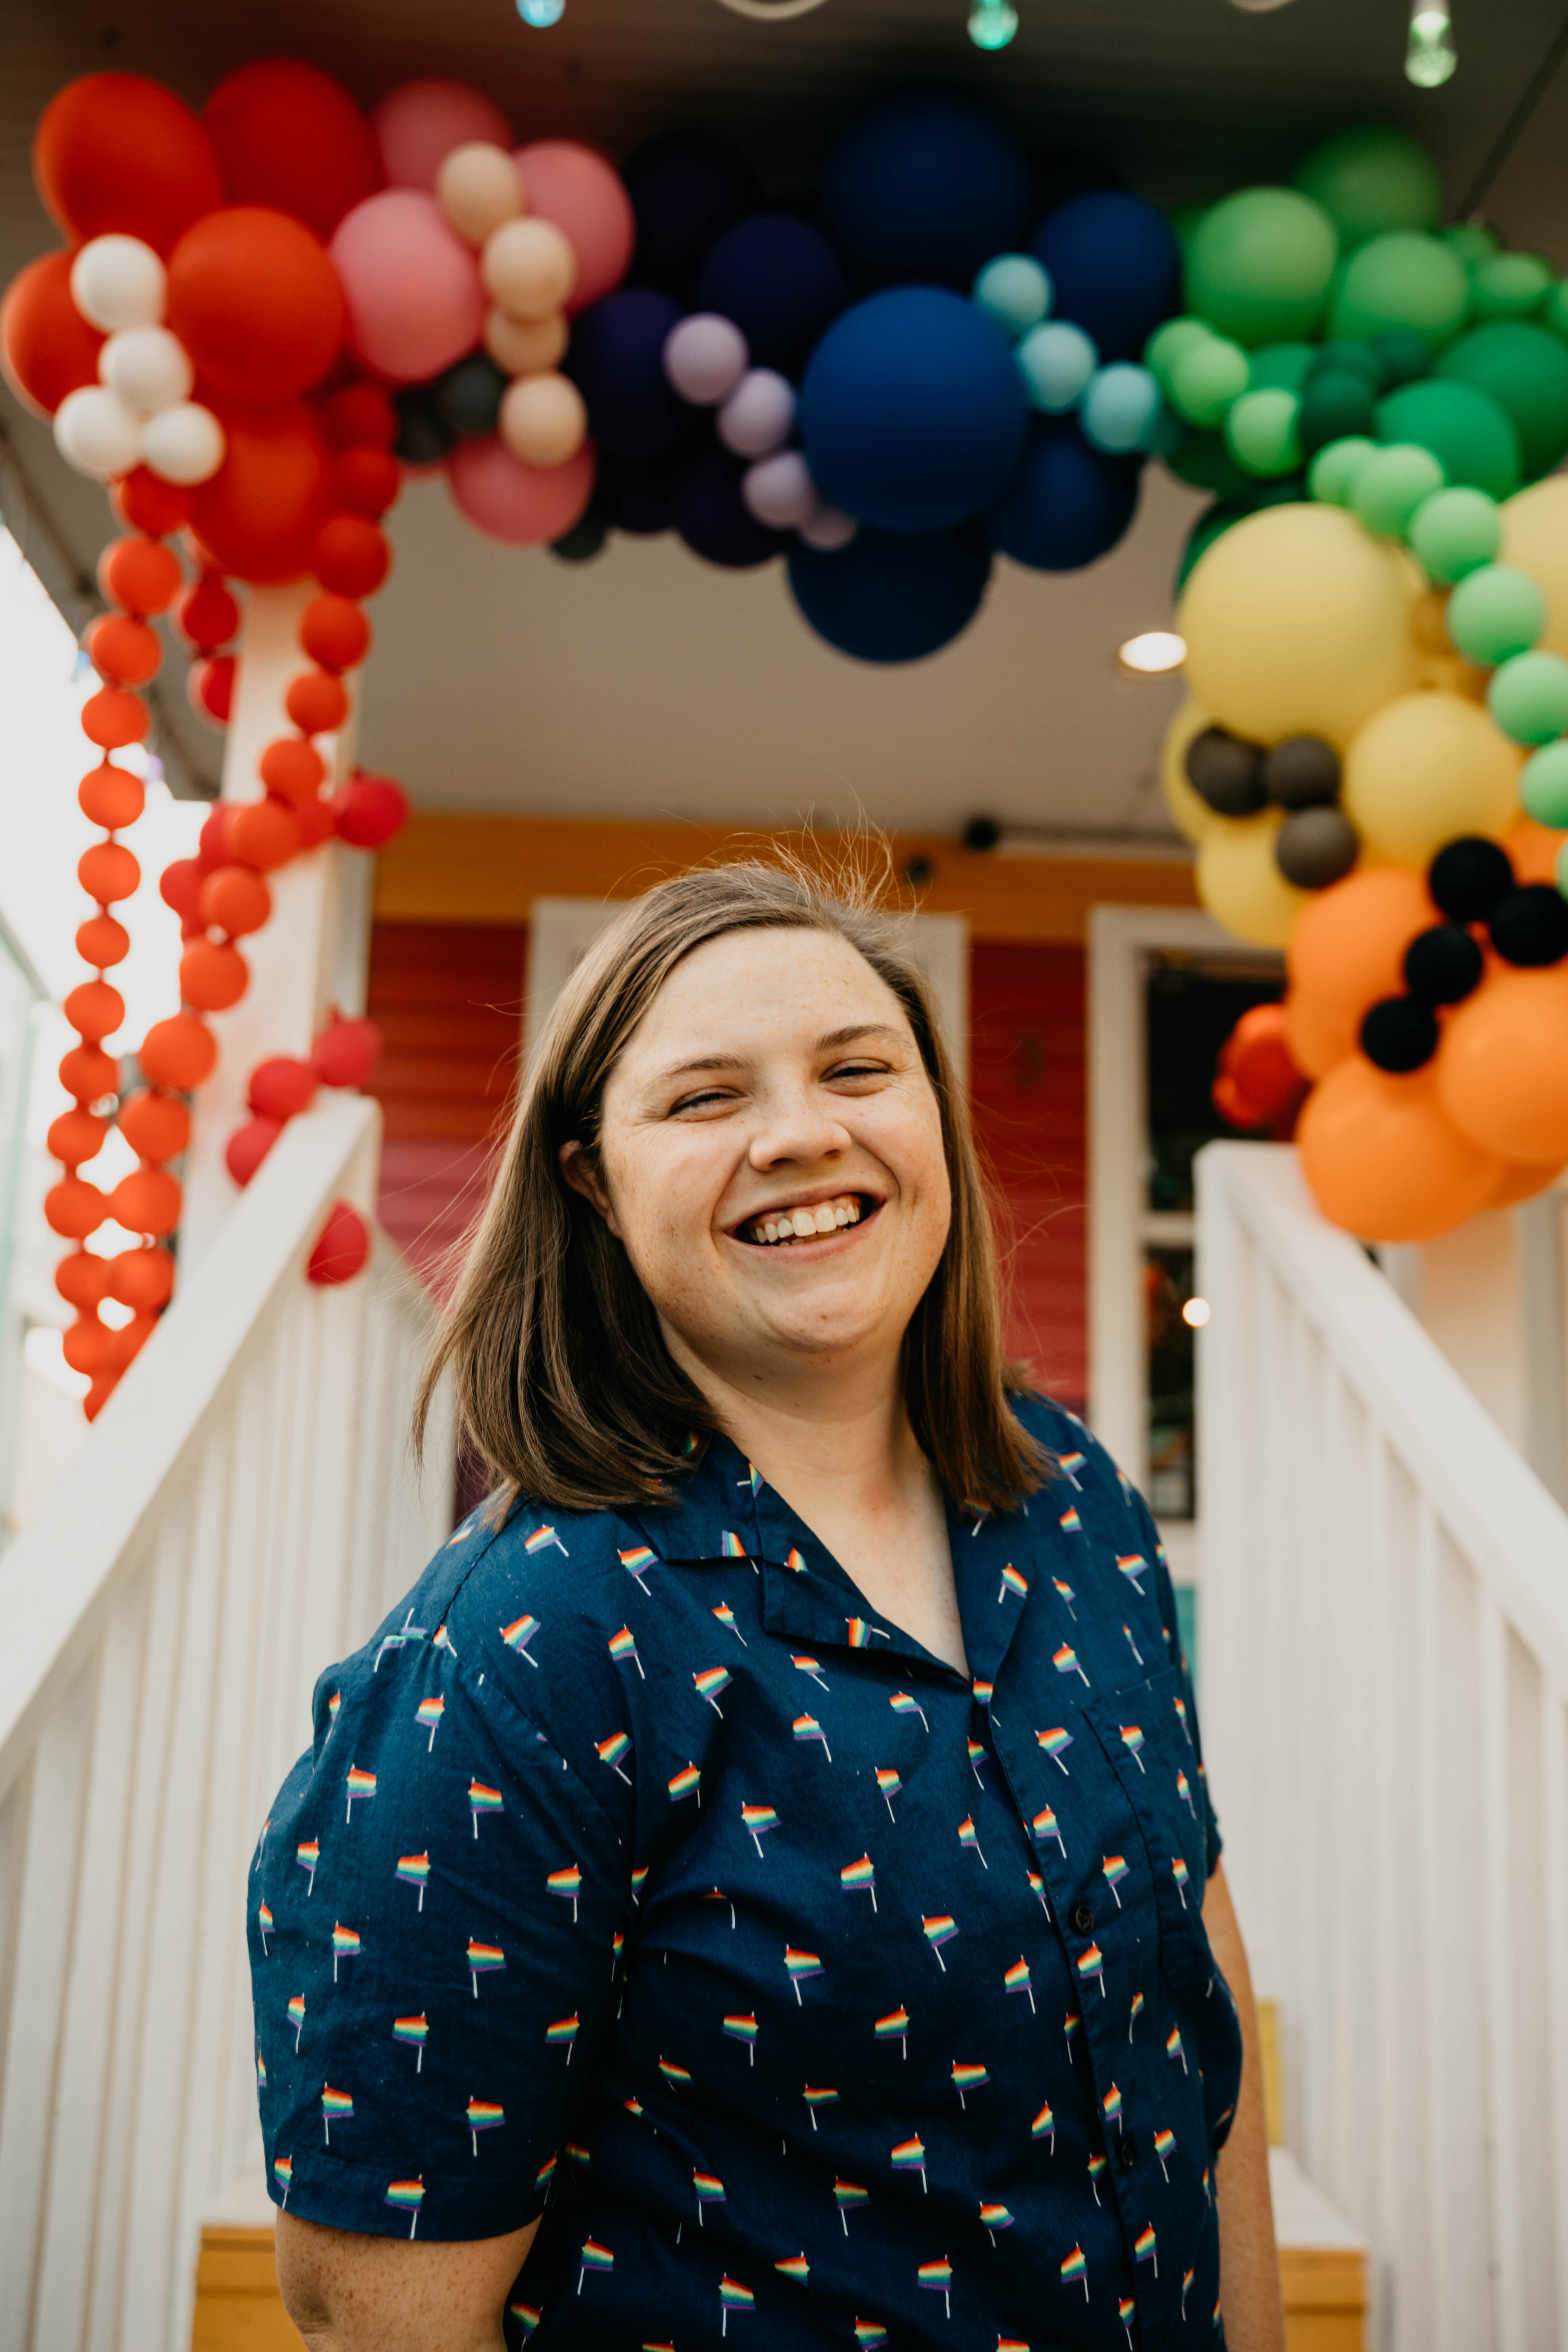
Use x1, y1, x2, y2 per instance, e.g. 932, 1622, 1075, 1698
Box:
968, 0, 1019, 47
518, 0, 565, 23
1117, 630, 1186, 675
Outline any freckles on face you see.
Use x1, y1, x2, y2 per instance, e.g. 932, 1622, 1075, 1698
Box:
591, 926, 953, 1372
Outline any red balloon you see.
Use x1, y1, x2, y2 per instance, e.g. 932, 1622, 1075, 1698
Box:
174, 574, 241, 652
307, 1199, 371, 1285
226, 1114, 283, 1187
205, 62, 383, 241
319, 383, 398, 452
249, 1055, 318, 1121
187, 400, 330, 583
294, 795, 337, 850
312, 1014, 381, 1089
333, 772, 409, 849
113, 467, 193, 537
0, 250, 104, 417
167, 206, 343, 402
33, 73, 223, 254
190, 654, 236, 725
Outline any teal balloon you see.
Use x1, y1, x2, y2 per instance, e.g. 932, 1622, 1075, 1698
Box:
1436, 322, 1568, 480
1080, 363, 1163, 453
1446, 564, 1546, 666
1406, 486, 1501, 584
1293, 125, 1442, 243
1248, 341, 1316, 393
1329, 232, 1470, 349
1489, 649, 1568, 746
1016, 320, 1097, 411
973, 254, 1052, 337
1374, 378, 1521, 498
1521, 739, 1568, 828
1184, 187, 1339, 347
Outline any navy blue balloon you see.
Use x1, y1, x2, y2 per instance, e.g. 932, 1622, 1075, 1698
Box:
985, 421, 1141, 570
674, 454, 787, 569
788, 523, 992, 662
1030, 193, 1181, 363
696, 215, 849, 374
567, 290, 685, 457
622, 131, 758, 294
820, 94, 1032, 288
595, 427, 706, 534
800, 287, 1027, 534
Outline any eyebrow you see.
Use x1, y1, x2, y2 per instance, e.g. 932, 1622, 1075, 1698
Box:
650, 1023, 907, 1086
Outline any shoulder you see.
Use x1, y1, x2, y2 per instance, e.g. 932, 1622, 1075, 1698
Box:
1009, 1389, 1154, 1539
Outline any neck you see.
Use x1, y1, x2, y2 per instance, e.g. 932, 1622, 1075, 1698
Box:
666, 1329, 931, 1517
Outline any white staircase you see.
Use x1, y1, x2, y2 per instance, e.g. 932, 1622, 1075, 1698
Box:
0, 1096, 455, 2352
1199, 1143, 1568, 2352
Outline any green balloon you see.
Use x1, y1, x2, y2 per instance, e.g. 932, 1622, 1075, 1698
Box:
1543, 281, 1568, 343
1168, 334, 1251, 425
1488, 649, 1568, 746
1248, 341, 1317, 393
1298, 368, 1378, 456
1224, 388, 1303, 476
1445, 564, 1546, 666
1470, 253, 1553, 323
1294, 125, 1442, 242
1309, 337, 1384, 387
1307, 434, 1377, 504
1351, 443, 1445, 537
1442, 223, 1500, 269
1520, 739, 1568, 828
1164, 424, 1252, 500
1406, 486, 1501, 584
1169, 205, 1208, 256
1185, 187, 1339, 347
1144, 316, 1213, 387
1329, 232, 1470, 349
1436, 322, 1568, 480
1371, 328, 1432, 387
1374, 378, 1521, 497
1176, 501, 1243, 591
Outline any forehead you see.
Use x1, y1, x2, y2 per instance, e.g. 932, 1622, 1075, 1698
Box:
621, 925, 915, 1065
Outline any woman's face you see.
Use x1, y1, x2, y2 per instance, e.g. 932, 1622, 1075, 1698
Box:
570, 926, 953, 1397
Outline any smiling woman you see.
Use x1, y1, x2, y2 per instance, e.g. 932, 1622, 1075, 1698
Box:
249, 856, 1285, 2352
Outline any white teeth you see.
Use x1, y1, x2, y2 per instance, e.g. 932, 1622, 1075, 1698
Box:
764, 1220, 779, 1242
742, 1193, 867, 1246
791, 1209, 817, 1238
835, 1204, 850, 1225
813, 1205, 836, 1234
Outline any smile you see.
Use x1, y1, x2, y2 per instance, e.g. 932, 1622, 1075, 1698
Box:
734, 1192, 876, 1247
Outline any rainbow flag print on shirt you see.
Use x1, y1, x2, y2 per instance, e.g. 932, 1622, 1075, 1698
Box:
295, 1839, 320, 1893
255, 2049, 266, 2089
321, 2084, 353, 2142
876, 1767, 901, 1817
393, 2014, 428, 2069
892, 2135, 927, 2190
1032, 2097, 1056, 2149
1058, 1449, 1087, 1484
415, 1696, 444, 1750
922, 1915, 958, 1970
659, 2057, 692, 2091
712, 1601, 748, 1645
578, 2238, 613, 2292
1033, 1803, 1066, 1854
1154, 2126, 1176, 2179
396, 1853, 429, 1909
1078, 1943, 1106, 1998
980, 2203, 1013, 2242
890, 1690, 928, 1730
694, 1666, 732, 1715
722, 2012, 758, 2062
546, 2013, 580, 2060
1060, 1506, 1082, 1534
803, 2086, 837, 2127
467, 2099, 504, 2152
840, 1855, 877, 1909
775, 2255, 810, 2285
957, 1815, 987, 1868
669, 1762, 702, 1807
875, 2007, 910, 2057
273, 2155, 292, 2205
1005, 1956, 1036, 2012
467, 1940, 505, 1995
1061, 2243, 1089, 2298
785, 1546, 808, 1573
385, 2178, 424, 2237
721, 1531, 747, 1559
1167, 2024, 1188, 2073
834, 2179, 869, 2232
854, 2326, 887, 2349
468, 1781, 503, 1836
784, 1947, 823, 2002
742, 1803, 779, 1854
501, 1613, 541, 1665
1172, 1855, 1191, 1906
793, 1655, 829, 1691
608, 1624, 644, 1679
619, 1545, 656, 1592
1103, 1854, 1129, 1906
258, 1902, 273, 1954
344, 1766, 376, 1823
917, 2258, 952, 2315
719, 2276, 754, 2333
1135, 2223, 1158, 2274
330, 1924, 361, 1980
547, 1864, 583, 1921
597, 1732, 632, 1782
526, 1523, 568, 1557
1053, 1643, 1089, 1686
1117, 1553, 1149, 1594
793, 1712, 832, 1760
694, 2169, 726, 2220
998, 1562, 1028, 1604
1102, 2083, 1124, 2133
1038, 1727, 1073, 1773
1120, 1725, 1147, 1773
287, 1995, 306, 2049
951, 2062, 988, 2107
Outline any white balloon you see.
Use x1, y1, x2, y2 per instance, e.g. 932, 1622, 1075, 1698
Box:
664, 314, 749, 405
54, 385, 142, 479
141, 401, 226, 485
70, 234, 166, 332
100, 324, 193, 415
798, 504, 858, 551
742, 451, 820, 530
717, 368, 795, 458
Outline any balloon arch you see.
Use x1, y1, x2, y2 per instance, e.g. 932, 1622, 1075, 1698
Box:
7, 61, 1568, 1411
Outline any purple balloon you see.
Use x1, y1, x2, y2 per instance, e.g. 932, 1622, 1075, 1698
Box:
663, 313, 749, 405
718, 368, 795, 458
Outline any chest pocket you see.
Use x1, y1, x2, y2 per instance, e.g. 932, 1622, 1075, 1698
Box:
1085, 1664, 1213, 1988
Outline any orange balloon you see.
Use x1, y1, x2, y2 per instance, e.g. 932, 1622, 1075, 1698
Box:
1502, 817, 1567, 884
1298, 1057, 1500, 1242
1284, 866, 1435, 1078
1485, 1157, 1565, 1209
1436, 966, 1568, 1164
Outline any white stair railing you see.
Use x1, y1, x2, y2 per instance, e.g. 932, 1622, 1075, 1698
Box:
0, 1096, 455, 2352
1198, 1143, 1568, 2352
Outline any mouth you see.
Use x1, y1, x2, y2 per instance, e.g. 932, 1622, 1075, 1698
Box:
731, 1190, 881, 1248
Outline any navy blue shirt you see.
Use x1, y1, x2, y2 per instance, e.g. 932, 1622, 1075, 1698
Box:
249, 1397, 1240, 2347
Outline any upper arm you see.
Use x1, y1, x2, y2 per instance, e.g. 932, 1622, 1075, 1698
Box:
275, 2210, 538, 2352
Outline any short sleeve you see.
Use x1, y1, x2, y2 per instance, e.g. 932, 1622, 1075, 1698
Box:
249, 1623, 633, 2241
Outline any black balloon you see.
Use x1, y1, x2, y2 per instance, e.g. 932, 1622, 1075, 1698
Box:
435, 354, 507, 439
1488, 883, 1568, 967
1361, 995, 1439, 1073
1263, 735, 1341, 809
963, 815, 1002, 852
1428, 835, 1515, 923
391, 385, 453, 467
1184, 726, 1265, 817
550, 508, 610, 563
1403, 923, 1484, 1005
1275, 805, 1358, 888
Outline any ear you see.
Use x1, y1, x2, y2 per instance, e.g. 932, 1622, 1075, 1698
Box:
559, 1140, 623, 1239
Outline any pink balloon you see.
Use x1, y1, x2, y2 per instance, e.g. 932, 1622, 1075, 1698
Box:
375, 79, 514, 191
446, 434, 596, 544
330, 190, 484, 384
514, 140, 635, 313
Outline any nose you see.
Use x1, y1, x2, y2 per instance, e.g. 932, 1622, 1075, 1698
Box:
746, 1079, 853, 1174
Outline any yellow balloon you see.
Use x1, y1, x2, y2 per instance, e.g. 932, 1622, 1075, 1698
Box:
1341, 690, 1521, 866
1500, 475, 1568, 660
1159, 697, 1217, 846
1179, 502, 1422, 748
1196, 808, 1311, 947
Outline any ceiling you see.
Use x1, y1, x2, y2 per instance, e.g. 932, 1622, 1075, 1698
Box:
5, 0, 1568, 837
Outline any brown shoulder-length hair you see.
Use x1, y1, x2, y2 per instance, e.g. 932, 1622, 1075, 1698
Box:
415, 852, 1049, 1517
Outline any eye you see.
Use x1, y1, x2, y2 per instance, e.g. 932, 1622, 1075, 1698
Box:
826, 1060, 890, 1084
669, 1086, 739, 1116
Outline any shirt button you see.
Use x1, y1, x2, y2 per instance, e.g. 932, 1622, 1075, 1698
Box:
1117, 2137, 1139, 2171
1070, 1902, 1095, 1935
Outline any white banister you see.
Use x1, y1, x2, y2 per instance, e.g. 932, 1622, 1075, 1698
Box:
1198, 1143, 1568, 2352
0, 1096, 455, 2352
